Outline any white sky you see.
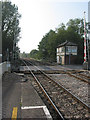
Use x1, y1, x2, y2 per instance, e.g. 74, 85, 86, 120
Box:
10, 0, 89, 53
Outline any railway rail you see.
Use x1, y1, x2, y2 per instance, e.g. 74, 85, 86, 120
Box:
21, 58, 90, 84
65, 71, 90, 84
22, 60, 64, 120
20, 59, 89, 105
21, 59, 90, 119
24, 60, 89, 108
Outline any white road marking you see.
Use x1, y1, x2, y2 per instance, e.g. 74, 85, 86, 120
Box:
43, 106, 52, 119
21, 106, 52, 119
21, 106, 45, 109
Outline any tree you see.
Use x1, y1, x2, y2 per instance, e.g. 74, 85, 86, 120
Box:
66, 18, 84, 37
66, 18, 85, 63
2, 1, 21, 61
38, 30, 57, 61
29, 49, 39, 59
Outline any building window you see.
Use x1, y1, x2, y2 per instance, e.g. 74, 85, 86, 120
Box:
72, 49, 77, 53
66, 46, 77, 53
66, 47, 71, 52
61, 47, 65, 52
88, 24, 90, 30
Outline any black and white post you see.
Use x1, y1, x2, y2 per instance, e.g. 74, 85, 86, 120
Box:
88, 1, 90, 69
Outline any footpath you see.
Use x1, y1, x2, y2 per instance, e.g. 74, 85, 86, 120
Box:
0, 62, 10, 120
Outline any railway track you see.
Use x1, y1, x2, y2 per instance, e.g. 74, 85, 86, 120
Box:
22, 59, 90, 84
21, 59, 90, 105
22, 60, 64, 120
21, 59, 90, 120
65, 71, 90, 84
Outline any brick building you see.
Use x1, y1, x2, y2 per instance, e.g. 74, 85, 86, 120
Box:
57, 41, 78, 65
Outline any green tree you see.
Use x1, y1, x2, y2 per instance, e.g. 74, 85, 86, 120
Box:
2, 1, 21, 61
66, 18, 84, 63
21, 52, 27, 58
38, 30, 57, 61
55, 23, 67, 46
66, 18, 84, 36
29, 49, 39, 59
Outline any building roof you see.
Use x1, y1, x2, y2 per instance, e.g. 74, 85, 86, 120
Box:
57, 40, 77, 48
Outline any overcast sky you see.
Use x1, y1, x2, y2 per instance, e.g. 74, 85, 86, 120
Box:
10, 0, 89, 53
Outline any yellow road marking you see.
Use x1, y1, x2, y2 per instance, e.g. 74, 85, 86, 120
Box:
11, 107, 17, 120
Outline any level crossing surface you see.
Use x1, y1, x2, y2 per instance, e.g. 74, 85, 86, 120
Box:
20, 65, 83, 71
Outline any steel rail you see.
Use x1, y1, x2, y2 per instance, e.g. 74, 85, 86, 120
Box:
40, 70, 90, 110
25, 60, 90, 110
22, 60, 65, 120
65, 71, 90, 84
78, 73, 90, 79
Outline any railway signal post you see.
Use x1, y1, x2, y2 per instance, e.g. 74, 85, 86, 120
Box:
88, 1, 90, 70
84, 11, 87, 63
83, 6, 90, 70
83, 11, 88, 69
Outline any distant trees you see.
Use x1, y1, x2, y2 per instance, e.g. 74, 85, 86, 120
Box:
2, 1, 21, 61
29, 49, 39, 59
21, 52, 27, 58
21, 50, 39, 60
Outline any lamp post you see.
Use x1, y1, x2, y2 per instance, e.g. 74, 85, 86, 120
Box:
13, 14, 17, 60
